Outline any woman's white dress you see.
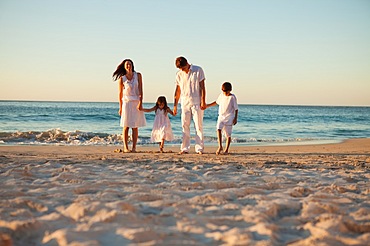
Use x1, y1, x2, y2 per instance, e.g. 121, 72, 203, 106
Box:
151, 109, 174, 142
120, 72, 146, 128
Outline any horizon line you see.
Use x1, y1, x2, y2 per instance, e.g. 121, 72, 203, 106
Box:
0, 99, 369, 108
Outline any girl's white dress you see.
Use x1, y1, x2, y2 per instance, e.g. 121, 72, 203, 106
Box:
151, 109, 174, 142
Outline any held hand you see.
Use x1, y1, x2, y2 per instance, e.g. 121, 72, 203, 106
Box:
173, 106, 177, 116
200, 102, 206, 110
118, 108, 122, 116
137, 101, 142, 110
233, 118, 238, 125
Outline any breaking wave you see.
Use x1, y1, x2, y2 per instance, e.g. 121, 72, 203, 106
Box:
0, 129, 329, 146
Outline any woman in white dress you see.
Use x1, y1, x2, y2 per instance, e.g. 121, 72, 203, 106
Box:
113, 59, 146, 153
141, 96, 174, 153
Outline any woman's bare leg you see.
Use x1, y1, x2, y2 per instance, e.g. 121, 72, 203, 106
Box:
132, 128, 138, 152
122, 127, 130, 152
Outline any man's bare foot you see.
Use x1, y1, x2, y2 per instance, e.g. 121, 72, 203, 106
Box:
123, 149, 131, 153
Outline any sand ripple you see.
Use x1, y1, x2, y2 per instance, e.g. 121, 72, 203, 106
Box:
0, 149, 369, 245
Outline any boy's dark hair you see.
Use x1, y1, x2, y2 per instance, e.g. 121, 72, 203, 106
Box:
222, 82, 232, 92
175, 57, 188, 68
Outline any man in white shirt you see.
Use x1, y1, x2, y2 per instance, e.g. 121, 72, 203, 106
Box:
173, 57, 206, 154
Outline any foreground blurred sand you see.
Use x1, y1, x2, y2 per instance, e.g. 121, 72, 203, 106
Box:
1, 139, 369, 245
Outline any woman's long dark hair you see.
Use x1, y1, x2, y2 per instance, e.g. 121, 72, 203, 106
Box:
155, 96, 169, 112
112, 59, 135, 81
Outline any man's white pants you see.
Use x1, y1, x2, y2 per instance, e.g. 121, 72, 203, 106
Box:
181, 104, 204, 153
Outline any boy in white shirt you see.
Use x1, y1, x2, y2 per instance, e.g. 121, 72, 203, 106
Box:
206, 82, 238, 155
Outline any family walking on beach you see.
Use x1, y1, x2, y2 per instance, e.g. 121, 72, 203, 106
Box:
112, 56, 238, 155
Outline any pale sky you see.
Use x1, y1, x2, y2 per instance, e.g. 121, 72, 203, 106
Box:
1, 0, 369, 106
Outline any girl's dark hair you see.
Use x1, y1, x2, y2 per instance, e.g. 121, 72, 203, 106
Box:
175, 56, 188, 68
155, 96, 169, 112
112, 59, 135, 81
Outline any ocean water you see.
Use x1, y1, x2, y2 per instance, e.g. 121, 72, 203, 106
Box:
0, 101, 369, 146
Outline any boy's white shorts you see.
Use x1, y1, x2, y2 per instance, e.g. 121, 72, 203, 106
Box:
216, 120, 233, 138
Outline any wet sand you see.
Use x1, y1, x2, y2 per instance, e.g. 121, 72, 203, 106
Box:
1, 138, 369, 245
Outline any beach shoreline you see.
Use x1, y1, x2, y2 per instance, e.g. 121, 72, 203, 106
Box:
1, 137, 369, 155
1, 138, 369, 245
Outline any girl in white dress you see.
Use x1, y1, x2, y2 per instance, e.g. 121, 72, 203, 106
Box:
141, 96, 174, 153
113, 59, 146, 153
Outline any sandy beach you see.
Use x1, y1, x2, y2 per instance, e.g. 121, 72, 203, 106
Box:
1, 139, 369, 245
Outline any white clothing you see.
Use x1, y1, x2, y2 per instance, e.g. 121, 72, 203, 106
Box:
120, 72, 146, 128
216, 93, 238, 124
120, 100, 146, 128
176, 64, 205, 153
151, 109, 174, 142
181, 104, 204, 153
176, 64, 205, 107
217, 121, 233, 138
122, 72, 141, 101
216, 93, 238, 137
